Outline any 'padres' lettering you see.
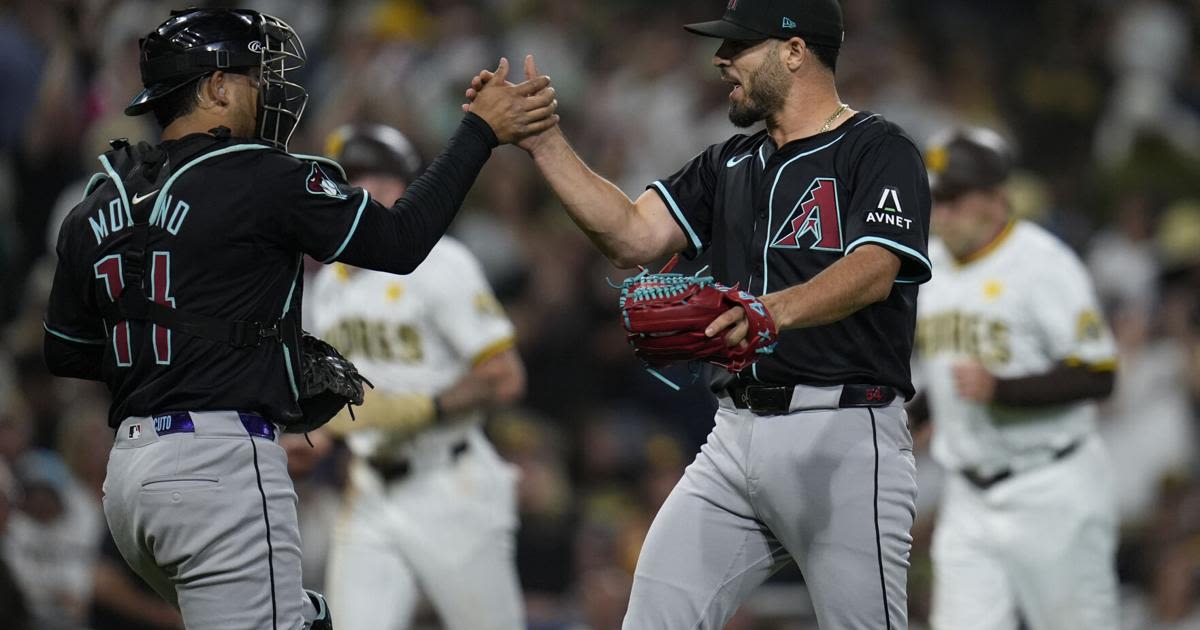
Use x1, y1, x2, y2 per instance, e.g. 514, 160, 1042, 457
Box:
916, 311, 1011, 365
324, 317, 424, 362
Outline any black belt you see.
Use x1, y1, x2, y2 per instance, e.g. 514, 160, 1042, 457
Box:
725, 383, 898, 415
961, 440, 1082, 491
366, 440, 469, 484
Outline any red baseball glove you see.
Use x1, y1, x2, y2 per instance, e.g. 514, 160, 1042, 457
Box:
618, 258, 778, 373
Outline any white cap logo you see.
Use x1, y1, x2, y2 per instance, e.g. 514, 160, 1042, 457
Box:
248, 41, 264, 53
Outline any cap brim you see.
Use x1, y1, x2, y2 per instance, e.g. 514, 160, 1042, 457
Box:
683, 19, 769, 41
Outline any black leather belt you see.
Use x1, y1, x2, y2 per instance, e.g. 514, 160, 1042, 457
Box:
367, 440, 469, 484
725, 383, 898, 415
961, 440, 1081, 491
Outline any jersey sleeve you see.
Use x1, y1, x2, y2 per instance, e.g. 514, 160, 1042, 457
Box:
646, 144, 722, 259
265, 156, 372, 263
43, 224, 107, 346
1028, 249, 1118, 370
842, 133, 933, 284
427, 242, 516, 364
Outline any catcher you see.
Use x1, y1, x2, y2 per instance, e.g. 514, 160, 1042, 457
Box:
467, 0, 932, 625
41, 7, 555, 629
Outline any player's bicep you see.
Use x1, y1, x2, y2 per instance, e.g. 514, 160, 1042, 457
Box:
634, 189, 692, 261
843, 134, 932, 284
266, 156, 369, 261
1030, 257, 1116, 369
44, 253, 106, 344
428, 244, 516, 360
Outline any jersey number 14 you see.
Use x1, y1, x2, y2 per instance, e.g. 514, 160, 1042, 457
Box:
92, 252, 176, 366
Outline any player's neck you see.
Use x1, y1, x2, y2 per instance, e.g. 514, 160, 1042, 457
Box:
162, 112, 240, 142
766, 81, 849, 147
955, 219, 1014, 264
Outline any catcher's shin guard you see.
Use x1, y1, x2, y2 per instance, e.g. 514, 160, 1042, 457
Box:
307, 589, 333, 629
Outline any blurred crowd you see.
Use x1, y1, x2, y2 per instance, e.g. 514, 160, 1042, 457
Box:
1, 0, 1199, 628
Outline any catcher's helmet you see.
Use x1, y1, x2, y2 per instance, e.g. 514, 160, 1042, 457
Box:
127, 8, 308, 150
325, 124, 423, 183
924, 126, 1014, 200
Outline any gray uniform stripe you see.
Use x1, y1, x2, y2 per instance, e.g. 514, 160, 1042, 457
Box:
870, 407, 893, 630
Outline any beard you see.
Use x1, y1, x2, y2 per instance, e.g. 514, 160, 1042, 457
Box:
728, 50, 789, 128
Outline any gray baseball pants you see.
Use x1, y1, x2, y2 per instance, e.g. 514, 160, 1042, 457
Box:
624, 385, 916, 629
103, 410, 322, 629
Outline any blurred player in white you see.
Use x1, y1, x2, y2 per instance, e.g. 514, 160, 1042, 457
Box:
912, 127, 1120, 630
309, 123, 527, 630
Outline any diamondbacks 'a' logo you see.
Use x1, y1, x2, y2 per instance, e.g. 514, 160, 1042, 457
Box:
306, 163, 348, 200
771, 178, 843, 251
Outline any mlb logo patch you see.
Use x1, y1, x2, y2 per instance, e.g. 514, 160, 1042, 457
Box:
128, 423, 143, 439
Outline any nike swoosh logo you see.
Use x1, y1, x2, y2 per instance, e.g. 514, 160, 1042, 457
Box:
725, 154, 753, 168
132, 190, 159, 205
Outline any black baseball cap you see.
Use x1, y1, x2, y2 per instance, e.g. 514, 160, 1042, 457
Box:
924, 127, 1015, 201
684, 0, 845, 48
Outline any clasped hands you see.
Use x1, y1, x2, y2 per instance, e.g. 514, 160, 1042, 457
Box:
464, 55, 559, 146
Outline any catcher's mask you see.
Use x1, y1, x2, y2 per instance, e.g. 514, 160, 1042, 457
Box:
126, 8, 309, 151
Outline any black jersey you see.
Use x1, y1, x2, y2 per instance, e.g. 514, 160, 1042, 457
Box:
650, 112, 931, 397
44, 133, 369, 426
45, 115, 497, 427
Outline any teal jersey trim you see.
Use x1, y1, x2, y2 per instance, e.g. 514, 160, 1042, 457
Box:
845, 235, 933, 283
281, 256, 303, 400
97, 155, 131, 219
321, 188, 370, 264
43, 322, 105, 345
650, 181, 703, 256
150, 144, 272, 223
82, 172, 108, 201
762, 133, 846, 295
289, 153, 347, 180
282, 344, 300, 400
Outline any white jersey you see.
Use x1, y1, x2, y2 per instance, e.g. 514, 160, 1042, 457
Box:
916, 220, 1117, 472
308, 237, 515, 460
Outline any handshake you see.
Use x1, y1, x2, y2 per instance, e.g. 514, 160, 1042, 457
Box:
462, 54, 561, 149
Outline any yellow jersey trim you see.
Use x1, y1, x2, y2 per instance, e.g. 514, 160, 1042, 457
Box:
955, 220, 1017, 267
471, 337, 517, 368
1064, 356, 1119, 372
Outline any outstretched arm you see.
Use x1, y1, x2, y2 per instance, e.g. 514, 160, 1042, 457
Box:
466, 56, 687, 268
324, 346, 525, 437
706, 244, 903, 346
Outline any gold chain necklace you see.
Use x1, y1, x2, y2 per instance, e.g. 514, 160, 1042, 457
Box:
819, 103, 849, 133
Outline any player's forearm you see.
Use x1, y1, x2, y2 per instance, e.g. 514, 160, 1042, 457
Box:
437, 348, 526, 417
530, 131, 663, 267
327, 349, 525, 435
336, 113, 498, 273
992, 362, 1116, 410
765, 245, 900, 330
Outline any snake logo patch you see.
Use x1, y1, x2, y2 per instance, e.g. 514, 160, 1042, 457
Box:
306, 163, 348, 200
771, 178, 843, 252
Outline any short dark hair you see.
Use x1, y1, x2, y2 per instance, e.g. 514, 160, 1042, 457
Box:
808, 43, 840, 73
152, 75, 205, 128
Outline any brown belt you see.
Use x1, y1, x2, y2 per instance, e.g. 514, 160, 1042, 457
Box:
366, 440, 469, 484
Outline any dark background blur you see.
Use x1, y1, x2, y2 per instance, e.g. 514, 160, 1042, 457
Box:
2, 0, 1199, 628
